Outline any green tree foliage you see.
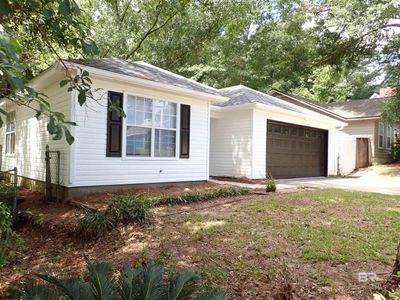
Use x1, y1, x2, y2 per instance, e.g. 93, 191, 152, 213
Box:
0, 0, 98, 144
1, 0, 399, 141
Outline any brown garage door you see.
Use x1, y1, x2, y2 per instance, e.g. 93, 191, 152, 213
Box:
266, 121, 328, 178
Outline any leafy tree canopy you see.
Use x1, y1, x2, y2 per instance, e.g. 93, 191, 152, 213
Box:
1, 0, 400, 143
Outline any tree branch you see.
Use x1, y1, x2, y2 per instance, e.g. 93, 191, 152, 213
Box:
124, 5, 182, 60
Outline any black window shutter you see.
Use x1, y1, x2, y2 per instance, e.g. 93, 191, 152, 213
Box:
180, 104, 190, 158
106, 91, 123, 157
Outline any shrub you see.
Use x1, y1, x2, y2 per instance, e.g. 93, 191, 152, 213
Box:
265, 174, 277, 192
16, 257, 232, 300
0, 202, 22, 267
76, 208, 115, 242
154, 186, 250, 206
392, 142, 400, 162
0, 183, 15, 208
108, 193, 153, 224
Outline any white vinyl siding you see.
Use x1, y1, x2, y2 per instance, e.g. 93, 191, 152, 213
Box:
0, 84, 71, 184
70, 77, 210, 187
336, 119, 375, 174
210, 110, 253, 178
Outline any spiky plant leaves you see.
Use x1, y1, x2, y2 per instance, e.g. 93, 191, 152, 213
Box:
60, 279, 93, 300
197, 289, 233, 300
163, 269, 199, 300
119, 264, 141, 300
85, 257, 117, 300
19, 281, 57, 300
136, 260, 164, 300
35, 273, 92, 300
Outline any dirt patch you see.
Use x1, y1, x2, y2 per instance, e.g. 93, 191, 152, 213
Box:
211, 176, 266, 184
71, 182, 220, 210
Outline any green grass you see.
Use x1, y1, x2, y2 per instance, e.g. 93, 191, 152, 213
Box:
180, 189, 400, 266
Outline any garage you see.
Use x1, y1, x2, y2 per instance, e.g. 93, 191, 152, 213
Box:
266, 120, 328, 178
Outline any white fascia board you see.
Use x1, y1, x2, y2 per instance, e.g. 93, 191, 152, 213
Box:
345, 116, 381, 121
270, 90, 346, 121
253, 102, 347, 127
213, 102, 347, 127
66, 62, 229, 103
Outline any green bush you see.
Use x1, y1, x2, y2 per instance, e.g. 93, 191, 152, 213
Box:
154, 186, 250, 206
16, 257, 232, 300
76, 208, 115, 242
0, 183, 15, 208
108, 193, 153, 224
265, 174, 277, 192
0, 202, 21, 267
392, 142, 400, 162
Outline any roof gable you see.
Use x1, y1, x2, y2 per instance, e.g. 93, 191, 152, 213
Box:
217, 85, 304, 114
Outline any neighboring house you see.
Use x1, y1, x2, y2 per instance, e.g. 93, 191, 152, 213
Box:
270, 90, 396, 175
210, 85, 346, 179
0, 58, 227, 198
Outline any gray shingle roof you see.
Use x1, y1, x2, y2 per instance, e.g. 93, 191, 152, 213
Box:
323, 97, 389, 119
70, 58, 220, 96
217, 85, 304, 113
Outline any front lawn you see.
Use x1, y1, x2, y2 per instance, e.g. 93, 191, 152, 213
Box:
2, 188, 400, 299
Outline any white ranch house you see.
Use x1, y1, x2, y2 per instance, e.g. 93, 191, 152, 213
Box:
0, 59, 396, 198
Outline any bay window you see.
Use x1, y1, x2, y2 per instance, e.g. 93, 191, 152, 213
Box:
125, 95, 177, 157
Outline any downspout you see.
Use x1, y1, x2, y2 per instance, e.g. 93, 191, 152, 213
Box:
206, 102, 210, 181
69, 89, 77, 186
335, 124, 345, 176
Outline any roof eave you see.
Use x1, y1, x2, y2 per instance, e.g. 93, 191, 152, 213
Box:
345, 116, 381, 121
212, 102, 347, 127
66, 61, 228, 103
269, 89, 347, 121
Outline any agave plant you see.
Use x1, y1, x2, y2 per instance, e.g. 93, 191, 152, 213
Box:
17, 258, 232, 300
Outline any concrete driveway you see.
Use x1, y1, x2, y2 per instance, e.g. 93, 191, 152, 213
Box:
277, 164, 400, 195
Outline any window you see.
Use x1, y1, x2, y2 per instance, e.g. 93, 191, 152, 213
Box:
125, 95, 177, 157
378, 122, 384, 148
5, 111, 15, 155
386, 125, 393, 149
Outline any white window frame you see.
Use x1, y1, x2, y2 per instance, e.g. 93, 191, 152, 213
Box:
122, 92, 180, 160
5, 111, 16, 156
386, 125, 393, 150
378, 121, 384, 149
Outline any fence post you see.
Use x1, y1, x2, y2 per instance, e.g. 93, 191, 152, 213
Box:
45, 144, 52, 202
12, 167, 17, 211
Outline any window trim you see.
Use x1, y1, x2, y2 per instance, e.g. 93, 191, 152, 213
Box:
378, 121, 384, 149
5, 111, 16, 156
386, 125, 393, 150
121, 92, 181, 161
